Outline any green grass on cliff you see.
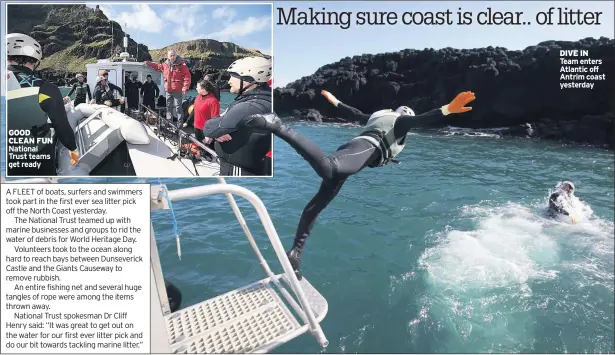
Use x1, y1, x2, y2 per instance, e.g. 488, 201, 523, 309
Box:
39, 42, 97, 73
150, 49, 261, 63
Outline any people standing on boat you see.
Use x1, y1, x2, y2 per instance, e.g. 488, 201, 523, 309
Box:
204, 74, 221, 101
94, 76, 126, 108
64, 73, 92, 106
6, 33, 78, 176
237, 89, 476, 279
201, 56, 272, 176
183, 80, 220, 161
125, 73, 142, 110
141, 74, 159, 111
144, 49, 191, 125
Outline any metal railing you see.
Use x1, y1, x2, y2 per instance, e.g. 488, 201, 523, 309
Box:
74, 110, 103, 158
140, 103, 220, 164
151, 178, 329, 348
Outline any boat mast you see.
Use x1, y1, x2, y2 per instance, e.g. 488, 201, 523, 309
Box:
111, 22, 113, 57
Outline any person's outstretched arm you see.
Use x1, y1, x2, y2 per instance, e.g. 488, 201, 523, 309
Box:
67, 83, 77, 97
110, 83, 124, 96
321, 90, 371, 124
395, 91, 476, 135
144, 61, 164, 72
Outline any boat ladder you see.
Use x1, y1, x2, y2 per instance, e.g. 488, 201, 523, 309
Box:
1, 177, 330, 353
150, 178, 329, 353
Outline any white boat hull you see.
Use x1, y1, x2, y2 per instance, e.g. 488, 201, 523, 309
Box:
59, 103, 219, 177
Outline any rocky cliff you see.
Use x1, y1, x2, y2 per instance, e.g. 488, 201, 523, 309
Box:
150, 39, 270, 89
7, 4, 151, 86
274, 37, 614, 148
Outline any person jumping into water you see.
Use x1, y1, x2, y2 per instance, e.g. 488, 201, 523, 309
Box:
238, 89, 476, 279
548, 181, 578, 224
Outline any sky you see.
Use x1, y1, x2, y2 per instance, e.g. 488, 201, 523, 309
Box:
84, 3, 272, 53
273, 1, 614, 87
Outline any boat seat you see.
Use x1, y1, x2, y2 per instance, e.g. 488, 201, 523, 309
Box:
73, 112, 124, 173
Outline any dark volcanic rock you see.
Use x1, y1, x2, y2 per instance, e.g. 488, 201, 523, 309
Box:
274, 37, 615, 148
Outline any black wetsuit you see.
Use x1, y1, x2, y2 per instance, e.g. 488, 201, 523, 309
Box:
94, 84, 123, 107
7, 65, 77, 176
203, 86, 272, 176
244, 102, 446, 278
95, 81, 125, 112
548, 191, 572, 217
67, 81, 92, 105
141, 81, 160, 110
125, 80, 142, 109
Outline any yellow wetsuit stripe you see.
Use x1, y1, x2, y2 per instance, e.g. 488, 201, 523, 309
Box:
39, 93, 51, 104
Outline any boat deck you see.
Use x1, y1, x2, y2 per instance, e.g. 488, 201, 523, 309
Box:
127, 122, 219, 177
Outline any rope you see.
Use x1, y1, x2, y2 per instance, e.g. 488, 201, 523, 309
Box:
158, 178, 181, 260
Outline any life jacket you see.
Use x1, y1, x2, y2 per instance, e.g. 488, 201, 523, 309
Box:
7, 71, 52, 154
97, 86, 115, 102
353, 109, 405, 167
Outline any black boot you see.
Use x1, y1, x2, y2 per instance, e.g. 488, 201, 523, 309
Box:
238, 113, 282, 133
286, 235, 307, 280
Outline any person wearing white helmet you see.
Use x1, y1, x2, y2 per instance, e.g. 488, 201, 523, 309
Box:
201, 56, 273, 176
94, 75, 126, 107
548, 181, 579, 223
237, 89, 476, 280
64, 73, 91, 106
6, 33, 78, 176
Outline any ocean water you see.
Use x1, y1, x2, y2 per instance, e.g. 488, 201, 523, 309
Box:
2, 101, 614, 353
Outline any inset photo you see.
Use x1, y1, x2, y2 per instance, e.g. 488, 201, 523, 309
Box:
5, 2, 273, 178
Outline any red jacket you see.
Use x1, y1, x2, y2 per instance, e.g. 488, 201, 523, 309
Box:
193, 94, 220, 130
144, 56, 191, 93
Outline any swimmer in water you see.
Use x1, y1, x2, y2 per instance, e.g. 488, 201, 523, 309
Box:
238, 90, 476, 279
548, 181, 578, 224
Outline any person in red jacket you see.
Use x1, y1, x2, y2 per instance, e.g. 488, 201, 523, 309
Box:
144, 49, 191, 126
184, 79, 220, 143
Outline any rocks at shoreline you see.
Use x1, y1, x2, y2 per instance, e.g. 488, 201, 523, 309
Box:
274, 37, 614, 148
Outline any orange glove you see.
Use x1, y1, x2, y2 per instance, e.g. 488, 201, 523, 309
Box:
445, 91, 475, 114
69, 151, 79, 166
321, 90, 340, 106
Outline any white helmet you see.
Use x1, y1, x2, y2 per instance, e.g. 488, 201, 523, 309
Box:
7, 33, 43, 61
227, 56, 272, 83
560, 181, 575, 192
76, 73, 84, 79
395, 106, 415, 116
